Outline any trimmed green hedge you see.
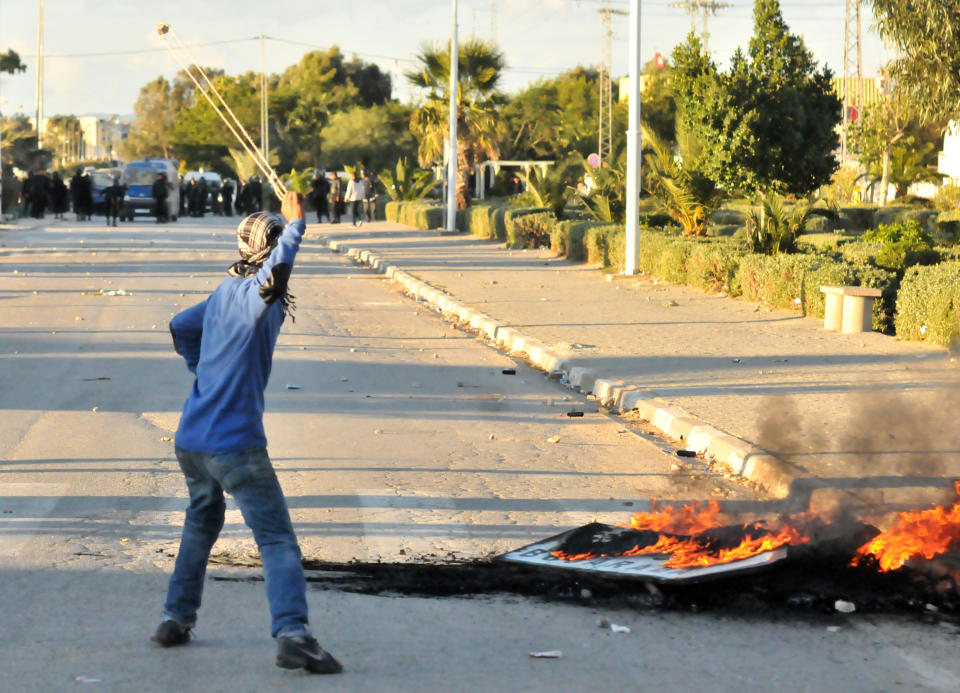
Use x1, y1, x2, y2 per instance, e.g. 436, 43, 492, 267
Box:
385, 200, 444, 228
505, 211, 556, 249
895, 262, 960, 346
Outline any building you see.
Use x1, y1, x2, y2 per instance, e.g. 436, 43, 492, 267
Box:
29, 114, 131, 163
938, 121, 960, 185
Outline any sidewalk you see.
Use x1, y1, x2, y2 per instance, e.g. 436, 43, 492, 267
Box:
315, 221, 960, 512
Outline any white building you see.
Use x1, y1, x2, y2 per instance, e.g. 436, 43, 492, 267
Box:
30, 114, 131, 162
938, 120, 960, 184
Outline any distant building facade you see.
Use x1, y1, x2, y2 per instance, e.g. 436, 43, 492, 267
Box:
29, 114, 131, 162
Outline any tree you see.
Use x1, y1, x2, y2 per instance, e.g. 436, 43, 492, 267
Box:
871, 1, 960, 122
1, 49, 26, 74
123, 69, 209, 160
43, 115, 84, 166
642, 125, 723, 237
406, 38, 505, 210
673, 1, 841, 200
639, 55, 676, 145
850, 83, 943, 202
171, 72, 261, 170
320, 103, 416, 172
502, 67, 599, 160
379, 157, 435, 201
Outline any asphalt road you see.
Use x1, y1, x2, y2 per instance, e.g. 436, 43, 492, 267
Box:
1, 215, 959, 692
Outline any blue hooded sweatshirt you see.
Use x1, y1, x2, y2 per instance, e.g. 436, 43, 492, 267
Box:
169, 217, 305, 455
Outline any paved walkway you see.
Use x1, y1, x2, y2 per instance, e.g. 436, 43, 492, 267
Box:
315, 221, 960, 513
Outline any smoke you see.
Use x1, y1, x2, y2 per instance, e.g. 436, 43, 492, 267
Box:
754, 379, 960, 520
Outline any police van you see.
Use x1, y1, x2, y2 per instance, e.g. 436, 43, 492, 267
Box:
120, 158, 180, 221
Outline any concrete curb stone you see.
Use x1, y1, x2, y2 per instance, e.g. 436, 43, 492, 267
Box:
317, 235, 797, 499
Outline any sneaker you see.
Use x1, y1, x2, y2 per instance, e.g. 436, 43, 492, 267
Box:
276, 635, 343, 674
151, 619, 191, 647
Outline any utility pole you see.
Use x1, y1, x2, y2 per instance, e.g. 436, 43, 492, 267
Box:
35, 0, 45, 149
669, 0, 730, 54
841, 0, 862, 162
445, 0, 459, 233
597, 3, 627, 166
259, 35, 268, 166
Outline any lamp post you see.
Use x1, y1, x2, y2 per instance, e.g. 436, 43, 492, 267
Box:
624, 0, 642, 275
445, 0, 459, 233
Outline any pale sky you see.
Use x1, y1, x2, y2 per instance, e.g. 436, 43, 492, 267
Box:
0, 0, 891, 118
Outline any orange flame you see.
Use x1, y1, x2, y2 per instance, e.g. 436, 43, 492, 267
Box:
853, 481, 960, 572
552, 499, 810, 569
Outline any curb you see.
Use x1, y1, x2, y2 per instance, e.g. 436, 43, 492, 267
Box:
321, 236, 796, 499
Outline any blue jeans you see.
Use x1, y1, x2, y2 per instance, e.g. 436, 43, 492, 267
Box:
164, 447, 310, 638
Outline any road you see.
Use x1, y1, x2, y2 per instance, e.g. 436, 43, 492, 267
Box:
1, 215, 959, 692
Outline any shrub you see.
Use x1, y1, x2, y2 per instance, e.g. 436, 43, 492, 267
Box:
550, 220, 592, 261
895, 261, 960, 345
736, 254, 818, 309
935, 218, 960, 244
505, 212, 556, 249
655, 240, 692, 284
686, 240, 745, 294
637, 231, 675, 274
385, 200, 401, 222
838, 205, 876, 231
583, 224, 623, 267
863, 220, 938, 272
710, 209, 747, 226
839, 240, 881, 266
933, 183, 960, 214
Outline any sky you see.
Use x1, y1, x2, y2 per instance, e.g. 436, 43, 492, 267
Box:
0, 0, 892, 119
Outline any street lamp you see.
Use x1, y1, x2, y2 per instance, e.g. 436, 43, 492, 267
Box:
445, 0, 459, 233
624, 0, 642, 274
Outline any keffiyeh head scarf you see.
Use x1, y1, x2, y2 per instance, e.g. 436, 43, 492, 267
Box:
229, 212, 284, 276
228, 212, 296, 320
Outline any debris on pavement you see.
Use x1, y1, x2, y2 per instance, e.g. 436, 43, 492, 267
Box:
502, 368, 516, 375
676, 449, 697, 458
374, 429, 383, 435
73, 675, 102, 684
546, 435, 561, 444
529, 651, 562, 659
826, 626, 842, 633
566, 411, 584, 417
835, 600, 856, 614
81, 377, 111, 381
596, 618, 630, 633
159, 437, 173, 442
285, 384, 302, 390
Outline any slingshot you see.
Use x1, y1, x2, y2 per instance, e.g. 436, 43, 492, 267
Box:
156, 23, 287, 201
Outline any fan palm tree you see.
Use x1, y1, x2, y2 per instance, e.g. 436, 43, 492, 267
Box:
641, 124, 723, 237
406, 38, 505, 210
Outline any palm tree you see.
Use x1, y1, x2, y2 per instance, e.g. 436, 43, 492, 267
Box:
406, 38, 505, 210
641, 125, 723, 237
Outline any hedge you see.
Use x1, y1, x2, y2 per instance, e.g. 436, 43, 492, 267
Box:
505, 212, 556, 249
895, 261, 960, 346
384, 200, 445, 229
686, 240, 744, 294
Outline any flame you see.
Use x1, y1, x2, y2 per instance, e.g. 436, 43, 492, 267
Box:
552, 499, 810, 569
623, 524, 808, 569
853, 482, 960, 572
623, 499, 723, 534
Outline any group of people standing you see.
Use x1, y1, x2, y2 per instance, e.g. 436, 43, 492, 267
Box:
19, 167, 101, 221
309, 169, 378, 226
177, 176, 264, 219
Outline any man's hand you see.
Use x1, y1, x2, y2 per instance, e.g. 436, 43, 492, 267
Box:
282, 191, 305, 221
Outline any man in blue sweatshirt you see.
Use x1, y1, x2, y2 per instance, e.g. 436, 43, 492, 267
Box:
154, 191, 342, 675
